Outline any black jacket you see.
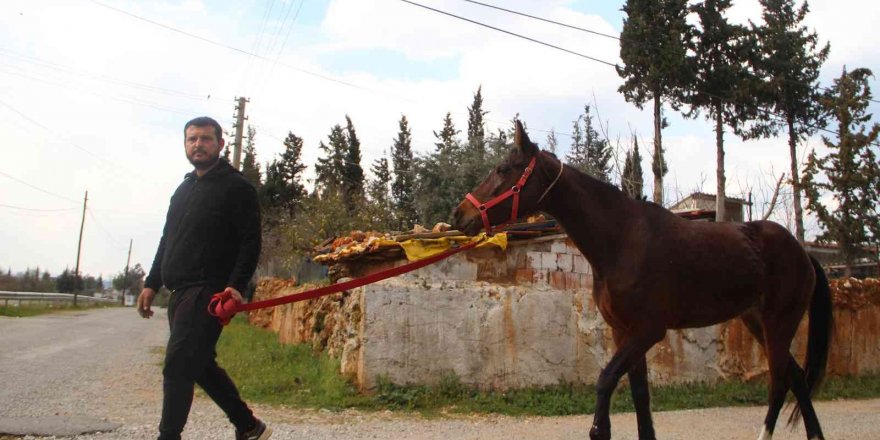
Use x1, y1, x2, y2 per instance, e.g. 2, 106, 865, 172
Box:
145, 160, 261, 293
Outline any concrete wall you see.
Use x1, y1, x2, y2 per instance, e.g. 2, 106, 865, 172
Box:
250, 236, 880, 390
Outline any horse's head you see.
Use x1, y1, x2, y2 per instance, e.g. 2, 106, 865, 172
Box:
452, 120, 561, 236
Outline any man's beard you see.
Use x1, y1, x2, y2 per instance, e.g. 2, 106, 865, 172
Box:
187, 150, 220, 170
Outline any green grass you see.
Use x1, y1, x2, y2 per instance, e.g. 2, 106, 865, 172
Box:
217, 315, 371, 409
216, 316, 880, 415
0, 302, 114, 317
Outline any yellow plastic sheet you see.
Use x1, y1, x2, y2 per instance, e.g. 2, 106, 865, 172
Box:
398, 233, 507, 261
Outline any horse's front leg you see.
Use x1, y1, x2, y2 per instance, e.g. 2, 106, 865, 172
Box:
590, 329, 664, 440
628, 356, 656, 440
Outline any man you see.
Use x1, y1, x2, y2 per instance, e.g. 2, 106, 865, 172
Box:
137, 116, 271, 440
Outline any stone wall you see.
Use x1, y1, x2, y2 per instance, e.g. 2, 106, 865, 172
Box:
250, 235, 880, 390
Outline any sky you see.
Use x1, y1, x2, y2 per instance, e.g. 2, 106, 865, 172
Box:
0, 0, 878, 280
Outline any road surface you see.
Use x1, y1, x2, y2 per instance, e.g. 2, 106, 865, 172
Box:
0, 307, 877, 439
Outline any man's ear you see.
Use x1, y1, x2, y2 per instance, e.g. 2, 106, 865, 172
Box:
514, 119, 537, 157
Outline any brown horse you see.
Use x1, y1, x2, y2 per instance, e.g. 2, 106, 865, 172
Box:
452, 121, 832, 440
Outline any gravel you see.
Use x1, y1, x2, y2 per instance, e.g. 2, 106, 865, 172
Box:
1, 308, 878, 439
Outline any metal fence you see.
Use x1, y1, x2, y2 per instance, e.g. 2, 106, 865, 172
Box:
0, 291, 118, 308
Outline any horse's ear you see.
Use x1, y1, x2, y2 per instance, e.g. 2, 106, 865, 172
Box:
514, 119, 537, 157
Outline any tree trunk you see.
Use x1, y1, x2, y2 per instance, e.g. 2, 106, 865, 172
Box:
788, 116, 805, 243
715, 107, 726, 223
652, 95, 663, 206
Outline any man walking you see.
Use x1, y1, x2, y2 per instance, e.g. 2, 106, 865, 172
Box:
137, 116, 271, 440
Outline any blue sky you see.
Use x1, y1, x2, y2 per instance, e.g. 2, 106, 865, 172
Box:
0, 0, 878, 278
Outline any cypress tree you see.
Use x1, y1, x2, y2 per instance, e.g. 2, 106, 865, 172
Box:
262, 131, 307, 215
391, 115, 418, 230
748, 0, 830, 243
618, 0, 691, 206
802, 67, 880, 276
462, 86, 489, 194
686, 0, 754, 222
622, 137, 645, 199
314, 125, 347, 198
417, 112, 463, 225
280, 132, 307, 209
368, 154, 394, 229
343, 115, 365, 214
566, 106, 611, 181
240, 126, 262, 189
545, 130, 558, 155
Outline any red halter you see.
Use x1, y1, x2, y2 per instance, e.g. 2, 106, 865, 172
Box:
465, 156, 537, 233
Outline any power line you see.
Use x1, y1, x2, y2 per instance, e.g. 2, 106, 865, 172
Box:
0, 203, 79, 212
461, 0, 619, 40
87, 208, 127, 250
0, 48, 208, 100
461, 1, 879, 105
89, 0, 406, 100
399, 0, 618, 68
0, 64, 210, 117
404, 0, 878, 148
0, 96, 156, 178
0, 169, 80, 203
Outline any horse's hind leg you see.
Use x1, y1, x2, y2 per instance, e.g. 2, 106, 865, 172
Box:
787, 362, 825, 439
740, 310, 824, 439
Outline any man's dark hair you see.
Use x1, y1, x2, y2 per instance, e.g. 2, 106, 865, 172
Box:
184, 116, 223, 141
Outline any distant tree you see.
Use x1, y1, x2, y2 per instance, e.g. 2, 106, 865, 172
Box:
545, 130, 558, 155
802, 68, 880, 277
746, 0, 830, 243
686, 0, 755, 222
342, 115, 365, 214
114, 263, 145, 296
618, 0, 691, 206
622, 137, 645, 199
314, 125, 347, 198
56, 268, 75, 293
367, 154, 395, 229
416, 113, 464, 225
462, 86, 489, 193
391, 115, 418, 230
240, 126, 262, 189
566, 105, 612, 181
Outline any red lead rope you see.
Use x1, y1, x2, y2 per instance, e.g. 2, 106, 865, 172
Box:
208, 240, 480, 325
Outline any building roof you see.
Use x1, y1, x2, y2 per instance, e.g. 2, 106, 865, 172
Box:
684, 192, 748, 204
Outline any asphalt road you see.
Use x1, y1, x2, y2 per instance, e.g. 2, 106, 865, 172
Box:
1, 307, 878, 439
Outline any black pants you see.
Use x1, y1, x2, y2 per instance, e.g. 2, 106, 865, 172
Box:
158, 286, 255, 440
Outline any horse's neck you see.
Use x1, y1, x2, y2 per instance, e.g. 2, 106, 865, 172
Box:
541, 169, 632, 273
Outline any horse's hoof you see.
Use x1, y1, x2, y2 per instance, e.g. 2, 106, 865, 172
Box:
590, 424, 611, 440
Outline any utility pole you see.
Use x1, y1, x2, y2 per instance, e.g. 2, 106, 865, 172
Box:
232, 97, 249, 169
73, 190, 88, 307
121, 238, 132, 306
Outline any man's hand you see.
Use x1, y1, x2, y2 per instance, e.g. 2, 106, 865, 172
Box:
137, 288, 157, 318
224, 287, 243, 303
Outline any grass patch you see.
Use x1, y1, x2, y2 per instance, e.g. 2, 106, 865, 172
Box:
0, 302, 114, 317
217, 315, 370, 409
216, 316, 880, 415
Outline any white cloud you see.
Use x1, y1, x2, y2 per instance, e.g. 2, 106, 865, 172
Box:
0, 0, 877, 278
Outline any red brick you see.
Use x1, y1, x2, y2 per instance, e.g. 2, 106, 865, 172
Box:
515, 268, 535, 284
550, 271, 566, 290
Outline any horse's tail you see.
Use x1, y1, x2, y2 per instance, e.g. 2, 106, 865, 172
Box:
788, 255, 833, 426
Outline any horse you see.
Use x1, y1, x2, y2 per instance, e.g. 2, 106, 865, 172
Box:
451, 121, 832, 440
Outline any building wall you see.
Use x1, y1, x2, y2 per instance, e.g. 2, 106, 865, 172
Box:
251, 235, 880, 390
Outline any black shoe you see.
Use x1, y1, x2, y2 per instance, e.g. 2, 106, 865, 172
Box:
236, 419, 272, 440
